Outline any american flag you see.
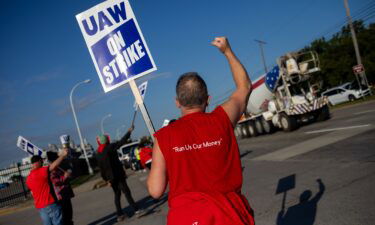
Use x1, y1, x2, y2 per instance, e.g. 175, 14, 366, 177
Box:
265, 66, 280, 91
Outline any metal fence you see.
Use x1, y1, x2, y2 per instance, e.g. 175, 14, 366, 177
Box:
0, 163, 32, 208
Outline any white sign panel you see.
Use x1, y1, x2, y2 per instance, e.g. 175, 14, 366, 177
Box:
16, 136, 45, 157
133, 81, 148, 110
162, 119, 170, 127
76, 0, 157, 93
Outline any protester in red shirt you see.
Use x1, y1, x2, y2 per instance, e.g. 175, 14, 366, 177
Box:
139, 145, 153, 169
147, 37, 254, 225
27, 148, 68, 225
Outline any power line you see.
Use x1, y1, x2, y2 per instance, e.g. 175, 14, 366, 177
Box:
296, 2, 375, 50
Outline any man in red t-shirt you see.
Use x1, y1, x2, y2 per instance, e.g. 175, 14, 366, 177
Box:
27, 149, 68, 225
139, 146, 152, 169
147, 37, 254, 225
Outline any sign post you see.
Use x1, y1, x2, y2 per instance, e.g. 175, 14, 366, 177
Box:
131, 81, 148, 127
129, 80, 155, 138
76, 0, 157, 137
276, 174, 296, 213
352, 64, 366, 100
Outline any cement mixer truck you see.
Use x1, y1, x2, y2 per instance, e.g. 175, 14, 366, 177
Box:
235, 51, 330, 138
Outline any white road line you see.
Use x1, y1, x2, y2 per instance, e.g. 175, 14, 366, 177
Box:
304, 124, 371, 134
252, 125, 373, 162
354, 109, 375, 115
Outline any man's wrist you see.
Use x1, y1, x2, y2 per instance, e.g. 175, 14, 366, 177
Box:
224, 49, 235, 58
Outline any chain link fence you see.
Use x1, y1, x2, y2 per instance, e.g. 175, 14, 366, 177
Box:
0, 163, 32, 208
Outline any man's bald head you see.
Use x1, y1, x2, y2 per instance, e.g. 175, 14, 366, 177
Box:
176, 72, 208, 108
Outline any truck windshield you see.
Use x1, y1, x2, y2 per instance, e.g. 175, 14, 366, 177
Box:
289, 81, 310, 96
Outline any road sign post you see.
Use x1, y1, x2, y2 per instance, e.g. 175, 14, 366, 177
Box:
352, 64, 366, 100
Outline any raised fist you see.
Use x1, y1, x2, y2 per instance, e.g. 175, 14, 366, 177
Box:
211, 37, 232, 54
60, 148, 68, 157
128, 125, 135, 132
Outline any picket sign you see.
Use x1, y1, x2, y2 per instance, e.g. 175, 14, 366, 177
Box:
76, 0, 156, 136
130, 81, 148, 127
16, 136, 45, 157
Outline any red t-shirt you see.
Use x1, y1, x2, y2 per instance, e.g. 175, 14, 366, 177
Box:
26, 166, 55, 209
139, 147, 153, 168
154, 106, 254, 225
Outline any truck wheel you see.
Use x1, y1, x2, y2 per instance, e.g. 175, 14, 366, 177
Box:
348, 94, 356, 101
280, 113, 298, 132
255, 119, 264, 134
248, 121, 258, 137
240, 124, 250, 138
261, 118, 275, 134
317, 105, 330, 121
235, 126, 243, 139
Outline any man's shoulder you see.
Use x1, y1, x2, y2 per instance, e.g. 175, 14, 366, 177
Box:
34, 166, 49, 173
210, 106, 225, 116
27, 167, 48, 183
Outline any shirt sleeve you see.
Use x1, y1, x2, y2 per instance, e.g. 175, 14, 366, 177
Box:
153, 127, 170, 163
212, 106, 233, 129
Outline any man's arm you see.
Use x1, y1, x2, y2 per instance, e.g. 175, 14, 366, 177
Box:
112, 126, 134, 151
49, 148, 68, 171
147, 138, 167, 199
212, 37, 252, 127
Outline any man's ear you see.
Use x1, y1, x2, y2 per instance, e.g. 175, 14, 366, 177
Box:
175, 98, 181, 108
207, 95, 211, 105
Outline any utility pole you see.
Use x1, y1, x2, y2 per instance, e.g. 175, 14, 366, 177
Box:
343, 0, 372, 96
255, 39, 268, 74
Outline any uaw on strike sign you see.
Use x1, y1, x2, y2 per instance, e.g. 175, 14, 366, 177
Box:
17, 136, 45, 157
76, 0, 157, 93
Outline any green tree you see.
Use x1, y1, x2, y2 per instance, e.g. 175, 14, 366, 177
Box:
304, 20, 374, 89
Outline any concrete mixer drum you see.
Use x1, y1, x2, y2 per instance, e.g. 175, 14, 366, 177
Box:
235, 50, 328, 139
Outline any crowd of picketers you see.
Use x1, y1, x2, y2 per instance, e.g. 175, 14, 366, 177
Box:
26, 126, 153, 225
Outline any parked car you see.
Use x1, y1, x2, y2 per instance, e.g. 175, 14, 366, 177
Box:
339, 82, 371, 96
322, 86, 366, 105
117, 141, 139, 169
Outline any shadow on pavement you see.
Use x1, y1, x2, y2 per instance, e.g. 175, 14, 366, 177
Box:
240, 150, 252, 158
87, 193, 168, 225
275, 175, 325, 225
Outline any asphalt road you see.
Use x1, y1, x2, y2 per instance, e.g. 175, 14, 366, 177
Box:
1, 101, 374, 225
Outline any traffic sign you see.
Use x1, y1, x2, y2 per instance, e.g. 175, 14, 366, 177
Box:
76, 0, 157, 93
353, 64, 364, 75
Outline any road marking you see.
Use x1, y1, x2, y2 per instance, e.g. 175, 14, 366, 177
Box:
304, 124, 371, 134
252, 125, 373, 161
354, 109, 375, 115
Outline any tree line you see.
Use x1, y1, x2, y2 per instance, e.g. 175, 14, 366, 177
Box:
303, 20, 375, 90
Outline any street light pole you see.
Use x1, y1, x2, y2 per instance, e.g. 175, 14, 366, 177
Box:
70, 79, 94, 175
100, 114, 112, 134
